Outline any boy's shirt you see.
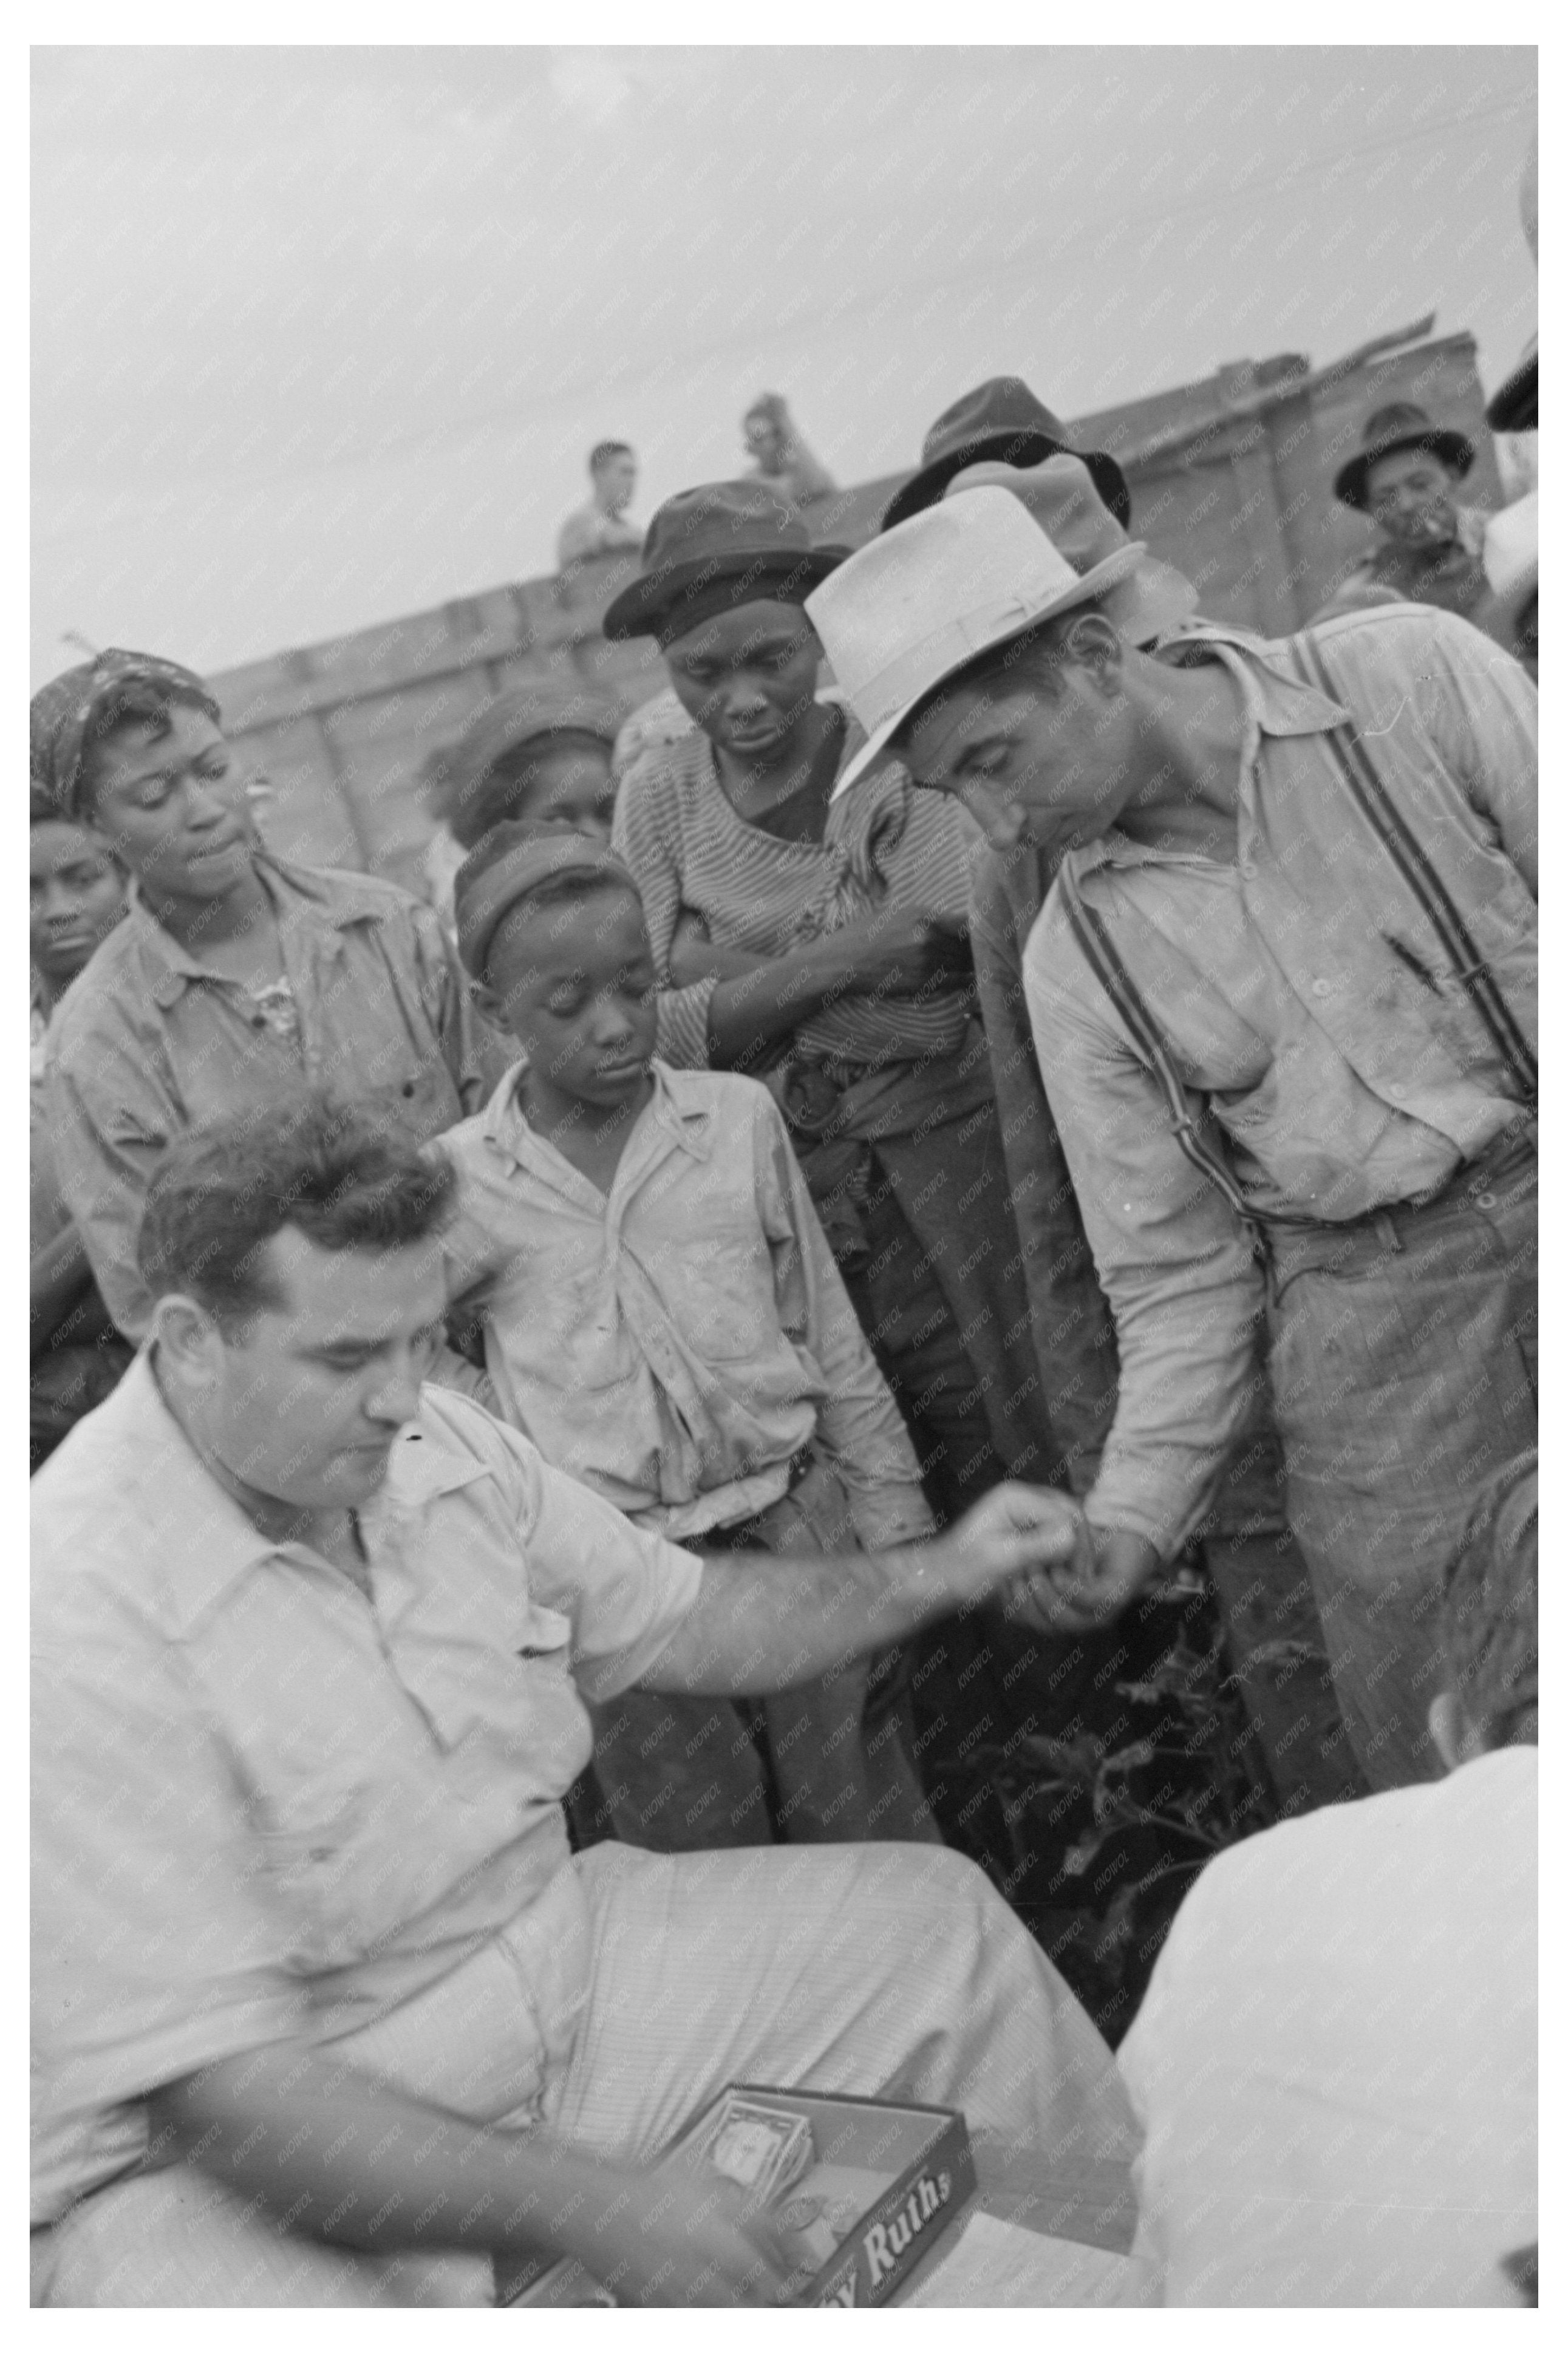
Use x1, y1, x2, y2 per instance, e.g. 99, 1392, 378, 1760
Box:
435, 1060, 933, 1548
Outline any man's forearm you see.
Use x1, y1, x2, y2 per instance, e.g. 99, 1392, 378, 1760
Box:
152, 2047, 641, 2272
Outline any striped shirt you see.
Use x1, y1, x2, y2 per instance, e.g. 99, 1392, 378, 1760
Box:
1023, 604, 1536, 1554
612, 720, 977, 1072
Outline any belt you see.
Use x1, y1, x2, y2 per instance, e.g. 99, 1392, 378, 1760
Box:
684, 1448, 817, 1553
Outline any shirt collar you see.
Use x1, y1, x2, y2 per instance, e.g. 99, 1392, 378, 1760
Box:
128, 853, 393, 1010
480, 1054, 716, 1177
103, 1349, 483, 1636
1070, 628, 1349, 879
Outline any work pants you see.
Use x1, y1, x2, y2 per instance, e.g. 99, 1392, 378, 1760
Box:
582, 1456, 937, 1851
1264, 1136, 1536, 1791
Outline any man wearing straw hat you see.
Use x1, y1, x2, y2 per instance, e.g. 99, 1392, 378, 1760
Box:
806, 489, 1536, 1793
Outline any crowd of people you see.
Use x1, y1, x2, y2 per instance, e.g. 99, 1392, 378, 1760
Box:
31, 319, 1537, 2308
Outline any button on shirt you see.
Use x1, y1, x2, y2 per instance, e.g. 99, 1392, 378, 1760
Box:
30, 1357, 702, 2223
46, 853, 505, 1340
1023, 607, 1536, 1553
435, 1060, 932, 1545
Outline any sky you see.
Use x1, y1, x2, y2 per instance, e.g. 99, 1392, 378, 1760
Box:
32, 44, 1538, 685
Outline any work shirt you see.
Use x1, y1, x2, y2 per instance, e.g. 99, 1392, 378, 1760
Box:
612, 722, 977, 1073
556, 501, 642, 568
435, 1060, 932, 1545
46, 853, 503, 1339
1313, 503, 1493, 630
1119, 1746, 1537, 2305
1023, 606, 1537, 1554
30, 1358, 703, 2225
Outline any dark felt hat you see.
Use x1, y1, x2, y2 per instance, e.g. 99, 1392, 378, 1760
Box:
879, 377, 1131, 534
601, 480, 850, 642
1333, 401, 1476, 512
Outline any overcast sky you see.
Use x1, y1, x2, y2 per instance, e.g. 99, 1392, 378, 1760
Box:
32, 44, 1538, 685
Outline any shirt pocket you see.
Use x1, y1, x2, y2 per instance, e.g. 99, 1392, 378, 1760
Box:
255, 1779, 420, 1973
662, 1216, 775, 1362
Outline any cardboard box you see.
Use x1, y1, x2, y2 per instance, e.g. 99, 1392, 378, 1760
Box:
496, 2085, 974, 2308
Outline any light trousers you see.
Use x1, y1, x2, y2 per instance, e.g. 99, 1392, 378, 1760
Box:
38, 1838, 1135, 2306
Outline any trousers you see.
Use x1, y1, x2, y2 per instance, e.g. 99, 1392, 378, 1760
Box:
36, 1839, 1137, 2307
581, 1452, 938, 1853
1264, 1137, 1536, 1791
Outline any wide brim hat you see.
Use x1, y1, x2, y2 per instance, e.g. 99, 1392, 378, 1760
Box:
1334, 400, 1475, 512
806, 486, 1148, 802
943, 452, 1198, 647
880, 376, 1131, 534
602, 478, 849, 642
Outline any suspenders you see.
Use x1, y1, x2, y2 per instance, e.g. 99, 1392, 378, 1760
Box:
1055, 630, 1535, 1244
1284, 631, 1538, 1109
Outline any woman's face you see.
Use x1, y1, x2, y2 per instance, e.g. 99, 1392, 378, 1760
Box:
661, 601, 822, 762
30, 820, 128, 986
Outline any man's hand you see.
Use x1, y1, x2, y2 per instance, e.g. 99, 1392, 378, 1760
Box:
1003, 1522, 1164, 1636
929, 1482, 1091, 1613
572, 2156, 796, 2309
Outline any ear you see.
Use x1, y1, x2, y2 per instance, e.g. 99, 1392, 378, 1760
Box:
1060, 610, 1125, 682
469, 972, 508, 1028
151, 1292, 227, 1386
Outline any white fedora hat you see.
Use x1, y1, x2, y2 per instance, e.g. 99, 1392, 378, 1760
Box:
808, 486, 1145, 800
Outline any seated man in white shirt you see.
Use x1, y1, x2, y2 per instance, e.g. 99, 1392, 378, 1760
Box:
1117, 1452, 1538, 2306
31, 1095, 1133, 2308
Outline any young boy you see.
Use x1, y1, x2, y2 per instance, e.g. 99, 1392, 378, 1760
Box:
434, 822, 941, 1853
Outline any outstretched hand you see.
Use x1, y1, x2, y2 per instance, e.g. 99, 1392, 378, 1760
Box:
941, 1488, 1162, 1636
574, 2153, 798, 2308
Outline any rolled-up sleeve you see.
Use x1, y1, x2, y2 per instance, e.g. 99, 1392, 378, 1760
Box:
1024, 914, 1263, 1558
498, 1428, 705, 1700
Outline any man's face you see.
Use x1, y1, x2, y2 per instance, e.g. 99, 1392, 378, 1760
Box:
86, 706, 257, 901
486, 884, 658, 1108
516, 744, 617, 843
1364, 448, 1461, 547
195, 1228, 449, 1511
595, 451, 637, 516
902, 662, 1141, 856
744, 409, 783, 466
30, 819, 128, 986
662, 600, 821, 760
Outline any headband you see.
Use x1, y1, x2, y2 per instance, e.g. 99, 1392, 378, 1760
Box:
454, 823, 642, 983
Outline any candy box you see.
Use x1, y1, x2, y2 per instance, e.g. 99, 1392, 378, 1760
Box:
669, 2083, 976, 2307
495, 2083, 974, 2308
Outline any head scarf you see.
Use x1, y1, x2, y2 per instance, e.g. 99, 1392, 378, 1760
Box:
454, 823, 642, 984
30, 649, 221, 822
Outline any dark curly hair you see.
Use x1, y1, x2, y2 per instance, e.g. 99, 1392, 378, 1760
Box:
137, 1094, 456, 1328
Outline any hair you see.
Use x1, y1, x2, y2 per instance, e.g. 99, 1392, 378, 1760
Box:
488, 868, 646, 973
77, 676, 222, 811
590, 440, 633, 474
891, 608, 1101, 755
137, 1095, 457, 1329
449, 730, 613, 852
1442, 1451, 1538, 1750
